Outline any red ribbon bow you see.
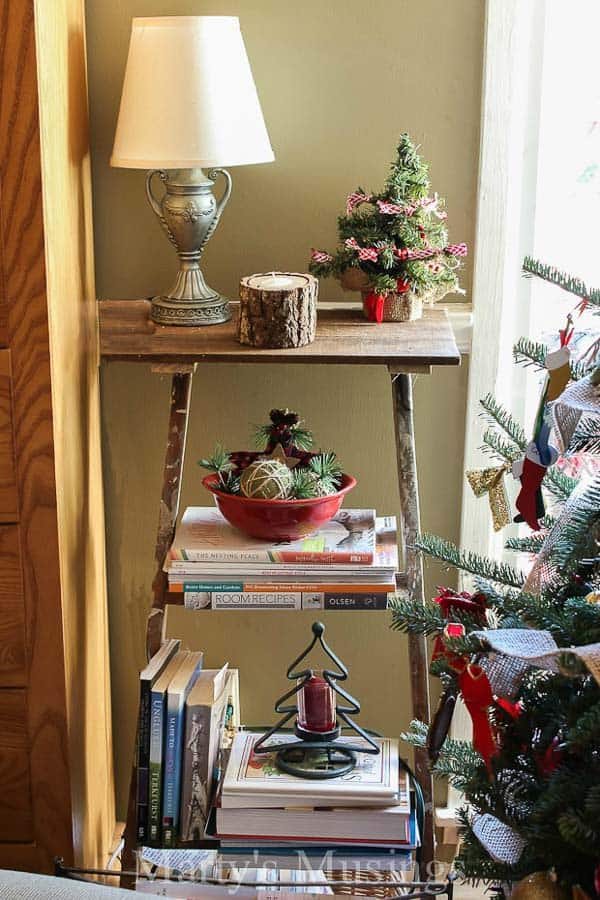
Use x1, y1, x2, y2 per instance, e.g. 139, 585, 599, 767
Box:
459, 664, 497, 770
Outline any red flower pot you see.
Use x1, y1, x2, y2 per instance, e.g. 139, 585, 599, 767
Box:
202, 473, 357, 542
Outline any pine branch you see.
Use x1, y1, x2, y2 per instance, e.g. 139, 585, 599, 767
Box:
416, 533, 526, 588
388, 595, 445, 635
544, 466, 579, 502
523, 256, 600, 311
513, 337, 590, 381
567, 417, 600, 455
513, 337, 549, 370
504, 533, 547, 554
480, 394, 528, 449
550, 477, 600, 571
565, 700, 600, 749
480, 429, 522, 463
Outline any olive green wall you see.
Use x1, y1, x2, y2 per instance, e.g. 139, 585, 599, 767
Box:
85, 0, 483, 815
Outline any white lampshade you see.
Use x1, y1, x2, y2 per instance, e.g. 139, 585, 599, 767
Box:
111, 16, 274, 169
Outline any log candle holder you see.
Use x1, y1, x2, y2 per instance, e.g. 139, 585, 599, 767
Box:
238, 272, 318, 348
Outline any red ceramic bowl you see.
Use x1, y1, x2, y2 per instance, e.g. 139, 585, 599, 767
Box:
202, 473, 357, 542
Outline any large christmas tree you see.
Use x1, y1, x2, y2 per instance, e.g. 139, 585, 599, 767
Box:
391, 258, 600, 896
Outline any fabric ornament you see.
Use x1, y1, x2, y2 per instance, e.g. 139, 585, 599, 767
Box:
344, 237, 360, 250
544, 345, 572, 403
364, 292, 385, 324
346, 191, 371, 215
459, 664, 497, 769
466, 464, 512, 531
310, 249, 334, 264
471, 813, 526, 864
513, 441, 558, 531
239, 458, 293, 499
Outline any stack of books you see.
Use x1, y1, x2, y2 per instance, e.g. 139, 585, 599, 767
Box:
210, 730, 419, 869
165, 508, 399, 611
136, 638, 239, 847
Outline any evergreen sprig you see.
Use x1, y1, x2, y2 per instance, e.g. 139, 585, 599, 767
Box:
568, 417, 600, 455
480, 394, 528, 450
416, 533, 526, 588
504, 533, 547, 555
523, 256, 600, 311
308, 452, 342, 493
290, 467, 319, 500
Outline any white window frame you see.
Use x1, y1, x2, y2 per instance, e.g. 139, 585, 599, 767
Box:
437, 0, 548, 840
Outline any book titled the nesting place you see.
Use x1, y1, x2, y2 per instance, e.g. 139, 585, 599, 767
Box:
165, 511, 399, 610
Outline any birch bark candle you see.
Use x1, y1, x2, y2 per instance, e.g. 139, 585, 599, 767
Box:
238, 272, 318, 348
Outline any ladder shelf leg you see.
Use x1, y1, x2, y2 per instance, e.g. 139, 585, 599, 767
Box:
390, 370, 435, 871
121, 369, 194, 888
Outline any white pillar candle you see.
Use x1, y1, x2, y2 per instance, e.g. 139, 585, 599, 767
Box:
247, 272, 309, 291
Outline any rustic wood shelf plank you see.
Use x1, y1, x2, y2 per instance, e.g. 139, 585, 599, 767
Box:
98, 300, 460, 369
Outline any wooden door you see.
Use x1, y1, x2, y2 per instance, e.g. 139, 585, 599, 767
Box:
0, 0, 114, 872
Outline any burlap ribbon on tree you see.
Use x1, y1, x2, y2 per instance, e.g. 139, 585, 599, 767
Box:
552, 372, 600, 453
524, 473, 600, 595
473, 628, 600, 686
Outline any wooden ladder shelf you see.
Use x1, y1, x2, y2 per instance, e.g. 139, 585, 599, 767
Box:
98, 299, 461, 882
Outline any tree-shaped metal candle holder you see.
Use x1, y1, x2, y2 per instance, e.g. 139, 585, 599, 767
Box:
253, 621, 380, 778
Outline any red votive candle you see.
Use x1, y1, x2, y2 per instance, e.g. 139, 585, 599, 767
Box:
297, 673, 336, 733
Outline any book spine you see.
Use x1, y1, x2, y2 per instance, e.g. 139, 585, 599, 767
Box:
162, 697, 185, 847
212, 592, 302, 609
148, 691, 165, 843
169, 581, 392, 593
307, 593, 390, 610
136, 679, 151, 842
180, 702, 211, 843
178, 591, 390, 610
170, 550, 373, 564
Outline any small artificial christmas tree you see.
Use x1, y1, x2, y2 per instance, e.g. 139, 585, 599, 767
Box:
309, 134, 467, 321
390, 258, 600, 896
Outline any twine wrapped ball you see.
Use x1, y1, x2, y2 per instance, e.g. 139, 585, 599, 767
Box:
239, 458, 293, 500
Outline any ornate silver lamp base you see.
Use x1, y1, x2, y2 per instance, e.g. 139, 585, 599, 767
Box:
145, 167, 232, 326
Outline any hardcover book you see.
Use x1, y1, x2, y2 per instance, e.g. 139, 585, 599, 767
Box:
180, 665, 232, 842
136, 638, 181, 843
162, 651, 204, 846
222, 732, 400, 809
216, 768, 411, 843
168, 507, 377, 564
148, 651, 190, 843
166, 518, 398, 588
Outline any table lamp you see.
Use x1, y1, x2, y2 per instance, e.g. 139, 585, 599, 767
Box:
111, 16, 274, 326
